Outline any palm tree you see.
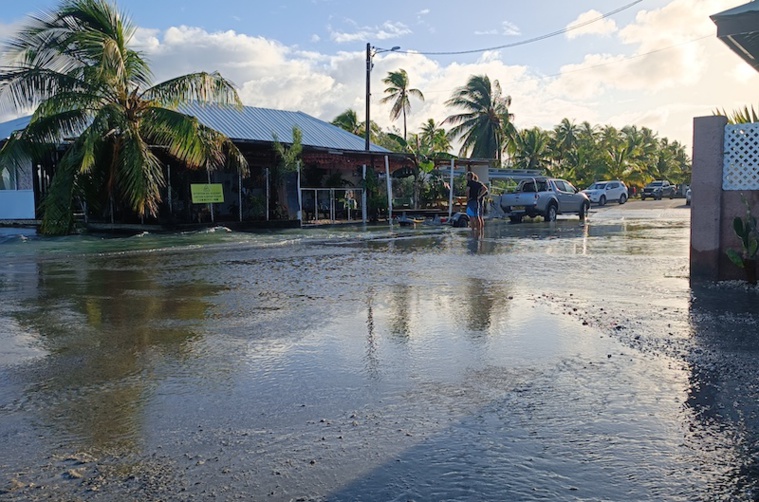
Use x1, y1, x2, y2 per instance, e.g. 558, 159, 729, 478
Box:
331, 109, 362, 136
714, 105, 759, 124
419, 118, 451, 155
0, 0, 246, 235
380, 69, 424, 141
551, 118, 580, 174
443, 74, 516, 164
513, 127, 551, 172
271, 127, 303, 218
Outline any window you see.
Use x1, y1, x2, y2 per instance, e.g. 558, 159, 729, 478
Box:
554, 180, 573, 193
0, 163, 32, 191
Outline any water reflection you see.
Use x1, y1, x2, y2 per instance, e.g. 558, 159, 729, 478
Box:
686, 284, 759, 496
2, 209, 754, 500
10, 253, 220, 453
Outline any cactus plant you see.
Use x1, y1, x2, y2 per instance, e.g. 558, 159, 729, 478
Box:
726, 196, 758, 284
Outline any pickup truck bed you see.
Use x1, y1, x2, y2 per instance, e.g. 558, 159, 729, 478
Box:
498, 177, 590, 223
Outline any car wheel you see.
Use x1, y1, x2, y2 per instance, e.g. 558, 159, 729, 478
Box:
619, 194, 627, 204
579, 202, 589, 221
599, 195, 606, 206
453, 214, 469, 227
686, 200, 690, 206
545, 203, 557, 222
509, 215, 523, 223
641, 195, 646, 201
669, 193, 674, 199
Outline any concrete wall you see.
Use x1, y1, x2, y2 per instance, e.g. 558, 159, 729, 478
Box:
0, 190, 35, 220
691, 115, 759, 283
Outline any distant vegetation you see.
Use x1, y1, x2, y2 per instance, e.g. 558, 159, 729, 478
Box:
337, 71, 692, 199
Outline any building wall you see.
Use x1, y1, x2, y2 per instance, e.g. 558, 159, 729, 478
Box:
691, 115, 759, 282
0, 191, 35, 219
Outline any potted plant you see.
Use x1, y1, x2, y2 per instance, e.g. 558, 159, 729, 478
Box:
726, 196, 758, 285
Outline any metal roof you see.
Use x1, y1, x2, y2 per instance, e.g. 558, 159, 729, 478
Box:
711, 1, 759, 73
178, 103, 389, 153
0, 115, 31, 140
0, 103, 391, 153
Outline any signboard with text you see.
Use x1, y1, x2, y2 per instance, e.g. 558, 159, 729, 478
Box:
191, 184, 224, 204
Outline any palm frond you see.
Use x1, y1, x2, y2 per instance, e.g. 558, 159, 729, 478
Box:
144, 72, 241, 109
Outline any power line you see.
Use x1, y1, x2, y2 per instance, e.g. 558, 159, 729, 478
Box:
414, 34, 714, 96
395, 0, 643, 57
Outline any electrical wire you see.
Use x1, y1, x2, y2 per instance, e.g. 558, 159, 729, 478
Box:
395, 0, 643, 56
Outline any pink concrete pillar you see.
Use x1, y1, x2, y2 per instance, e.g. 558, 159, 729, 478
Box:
690, 115, 726, 283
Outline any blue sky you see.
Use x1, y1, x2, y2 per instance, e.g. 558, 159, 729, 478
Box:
0, 0, 754, 150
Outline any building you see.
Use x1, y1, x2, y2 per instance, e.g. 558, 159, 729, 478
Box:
0, 103, 415, 229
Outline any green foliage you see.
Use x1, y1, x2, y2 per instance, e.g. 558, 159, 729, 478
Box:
727, 196, 759, 269
361, 167, 386, 219
444, 75, 516, 163
334, 73, 691, 204
272, 126, 303, 177
381, 69, 424, 141
0, 0, 247, 235
714, 105, 759, 125
270, 126, 303, 219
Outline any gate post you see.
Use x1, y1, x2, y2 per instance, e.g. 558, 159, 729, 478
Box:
690, 115, 727, 283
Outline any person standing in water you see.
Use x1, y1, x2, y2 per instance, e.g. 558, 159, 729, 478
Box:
465, 172, 488, 236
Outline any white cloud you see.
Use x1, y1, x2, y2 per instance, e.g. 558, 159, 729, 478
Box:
566, 10, 618, 40
501, 21, 521, 37
2, 0, 743, 154
329, 20, 411, 44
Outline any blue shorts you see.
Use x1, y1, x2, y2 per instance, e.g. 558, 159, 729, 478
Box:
466, 199, 481, 218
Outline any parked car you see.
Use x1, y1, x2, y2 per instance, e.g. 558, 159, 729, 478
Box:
581, 180, 628, 205
498, 177, 590, 223
686, 188, 692, 206
641, 180, 675, 200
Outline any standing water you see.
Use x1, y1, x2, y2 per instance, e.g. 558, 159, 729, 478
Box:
1, 201, 758, 501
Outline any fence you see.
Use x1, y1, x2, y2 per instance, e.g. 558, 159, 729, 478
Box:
300, 188, 364, 224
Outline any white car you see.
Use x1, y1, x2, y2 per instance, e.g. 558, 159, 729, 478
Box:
581, 180, 628, 206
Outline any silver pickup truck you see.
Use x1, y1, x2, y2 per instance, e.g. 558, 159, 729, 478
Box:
498, 177, 590, 223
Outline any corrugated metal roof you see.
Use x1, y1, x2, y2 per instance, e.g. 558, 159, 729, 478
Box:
0, 104, 390, 153
0, 115, 31, 140
179, 103, 389, 153
712, 0, 759, 19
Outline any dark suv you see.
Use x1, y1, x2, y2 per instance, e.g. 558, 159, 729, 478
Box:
641, 180, 675, 200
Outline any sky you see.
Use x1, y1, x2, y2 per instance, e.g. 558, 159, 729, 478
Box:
0, 0, 755, 152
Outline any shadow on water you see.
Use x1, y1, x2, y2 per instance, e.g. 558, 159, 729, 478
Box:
686, 283, 759, 499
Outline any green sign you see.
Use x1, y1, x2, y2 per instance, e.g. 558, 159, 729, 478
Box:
191, 183, 224, 204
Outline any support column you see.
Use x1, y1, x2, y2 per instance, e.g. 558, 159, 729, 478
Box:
690, 115, 726, 283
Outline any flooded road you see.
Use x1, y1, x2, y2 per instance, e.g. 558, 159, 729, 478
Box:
1, 198, 758, 501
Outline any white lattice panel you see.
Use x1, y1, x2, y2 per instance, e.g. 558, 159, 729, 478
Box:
724, 123, 759, 190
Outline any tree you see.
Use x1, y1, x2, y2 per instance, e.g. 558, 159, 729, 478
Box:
380, 69, 424, 141
271, 126, 303, 219
714, 105, 759, 124
331, 109, 362, 135
443, 74, 516, 164
512, 127, 551, 172
419, 118, 451, 155
551, 118, 580, 174
0, 0, 247, 235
